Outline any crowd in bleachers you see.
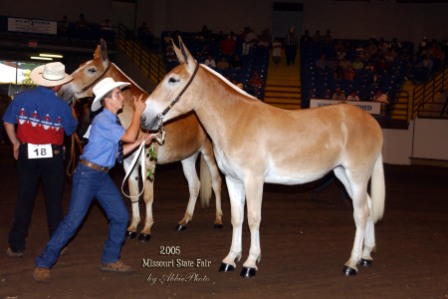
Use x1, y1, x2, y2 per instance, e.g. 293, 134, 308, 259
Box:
300, 30, 448, 116
161, 27, 270, 99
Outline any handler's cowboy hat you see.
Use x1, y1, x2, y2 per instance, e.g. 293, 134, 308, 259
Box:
91, 77, 130, 112
30, 62, 73, 87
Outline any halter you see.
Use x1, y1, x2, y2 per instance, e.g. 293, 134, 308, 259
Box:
153, 62, 200, 136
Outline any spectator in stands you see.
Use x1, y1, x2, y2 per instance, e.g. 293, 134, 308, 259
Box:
352, 57, 364, 71
347, 90, 361, 102
258, 28, 271, 48
323, 30, 333, 43
312, 30, 322, 42
247, 71, 264, 98
300, 30, 313, 44
243, 28, 257, 55
204, 54, 216, 68
373, 89, 390, 117
344, 65, 356, 81
284, 26, 298, 66
331, 87, 346, 101
216, 57, 230, 71
57, 15, 70, 40
272, 37, 282, 66
315, 54, 328, 70
100, 19, 114, 42
75, 13, 89, 28
74, 13, 90, 40
231, 55, 243, 70
220, 34, 236, 56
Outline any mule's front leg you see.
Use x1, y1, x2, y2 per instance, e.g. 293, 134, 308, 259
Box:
219, 178, 245, 272
126, 166, 141, 239
240, 178, 264, 278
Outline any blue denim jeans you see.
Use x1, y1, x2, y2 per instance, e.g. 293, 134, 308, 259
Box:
35, 163, 129, 268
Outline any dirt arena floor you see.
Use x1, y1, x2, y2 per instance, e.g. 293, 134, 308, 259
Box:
0, 142, 447, 299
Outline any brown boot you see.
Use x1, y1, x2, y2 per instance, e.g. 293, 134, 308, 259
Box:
100, 260, 134, 274
33, 267, 51, 283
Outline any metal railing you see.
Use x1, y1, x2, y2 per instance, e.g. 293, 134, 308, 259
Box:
115, 24, 166, 84
411, 67, 448, 119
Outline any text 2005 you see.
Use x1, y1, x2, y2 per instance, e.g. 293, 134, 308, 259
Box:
159, 246, 181, 255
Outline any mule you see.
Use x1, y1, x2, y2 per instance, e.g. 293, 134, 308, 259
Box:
141, 37, 386, 277
58, 39, 223, 241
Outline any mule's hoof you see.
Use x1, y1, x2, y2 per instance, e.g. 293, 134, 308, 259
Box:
176, 224, 187, 231
138, 234, 151, 242
342, 266, 357, 276
359, 258, 373, 267
240, 267, 256, 278
126, 231, 137, 239
213, 223, 223, 229
219, 263, 234, 272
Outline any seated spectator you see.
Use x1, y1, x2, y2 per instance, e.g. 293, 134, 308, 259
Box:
231, 55, 244, 70
352, 58, 364, 71
344, 66, 356, 81
315, 54, 328, 70
346, 90, 361, 101
372, 89, 390, 117
216, 57, 230, 71
247, 71, 264, 97
204, 54, 216, 68
57, 15, 70, 39
331, 87, 346, 101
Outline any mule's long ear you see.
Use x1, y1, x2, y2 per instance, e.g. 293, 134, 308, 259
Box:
178, 36, 195, 67
171, 38, 184, 63
100, 38, 109, 62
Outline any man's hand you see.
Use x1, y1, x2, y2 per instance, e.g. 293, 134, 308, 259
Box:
133, 94, 147, 115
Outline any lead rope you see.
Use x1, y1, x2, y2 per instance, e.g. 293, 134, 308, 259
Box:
120, 131, 165, 200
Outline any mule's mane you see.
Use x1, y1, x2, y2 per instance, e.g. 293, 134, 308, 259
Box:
200, 64, 257, 100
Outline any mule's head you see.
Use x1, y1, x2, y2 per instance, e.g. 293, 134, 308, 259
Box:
58, 39, 110, 104
142, 37, 199, 131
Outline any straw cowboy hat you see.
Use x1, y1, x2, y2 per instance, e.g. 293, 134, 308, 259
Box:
30, 62, 73, 87
91, 77, 130, 112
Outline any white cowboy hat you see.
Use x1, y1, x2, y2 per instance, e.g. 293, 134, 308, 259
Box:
30, 62, 73, 87
91, 77, 130, 112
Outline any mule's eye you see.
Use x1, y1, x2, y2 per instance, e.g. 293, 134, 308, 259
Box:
168, 77, 179, 84
87, 68, 97, 74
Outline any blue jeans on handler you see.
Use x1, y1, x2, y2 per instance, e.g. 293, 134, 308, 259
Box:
36, 163, 129, 268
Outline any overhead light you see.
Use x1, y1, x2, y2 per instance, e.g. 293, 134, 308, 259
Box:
31, 56, 53, 61
39, 53, 63, 58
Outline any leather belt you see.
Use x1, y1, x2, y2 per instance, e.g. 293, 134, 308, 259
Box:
79, 159, 109, 173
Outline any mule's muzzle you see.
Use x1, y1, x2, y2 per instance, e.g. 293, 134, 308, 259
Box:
141, 114, 162, 131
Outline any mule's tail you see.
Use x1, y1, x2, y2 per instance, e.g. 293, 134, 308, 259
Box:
199, 155, 212, 208
370, 153, 386, 223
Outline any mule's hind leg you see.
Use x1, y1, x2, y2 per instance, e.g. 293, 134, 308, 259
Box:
334, 167, 370, 275
200, 139, 223, 228
176, 154, 201, 231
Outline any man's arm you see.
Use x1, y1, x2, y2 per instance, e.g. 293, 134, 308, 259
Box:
4, 122, 20, 160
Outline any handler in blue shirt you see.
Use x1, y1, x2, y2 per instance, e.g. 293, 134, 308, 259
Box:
33, 77, 155, 283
